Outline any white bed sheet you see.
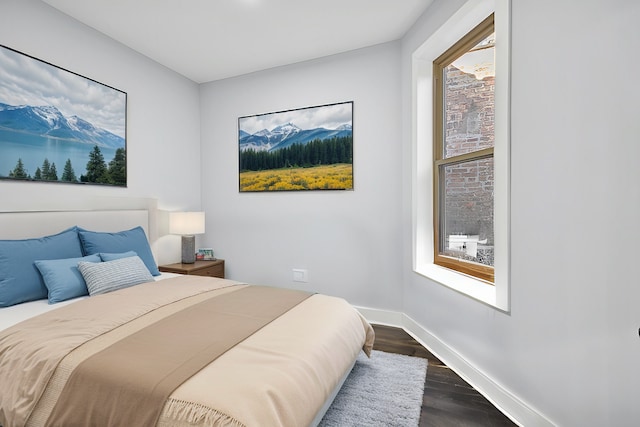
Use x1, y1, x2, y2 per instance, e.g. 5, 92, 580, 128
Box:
0, 272, 181, 332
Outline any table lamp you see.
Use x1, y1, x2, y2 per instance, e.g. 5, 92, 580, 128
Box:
169, 211, 205, 263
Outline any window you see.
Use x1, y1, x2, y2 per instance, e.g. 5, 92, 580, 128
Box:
412, 0, 510, 310
433, 15, 495, 283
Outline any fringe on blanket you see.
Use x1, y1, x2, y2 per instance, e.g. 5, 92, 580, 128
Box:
160, 398, 247, 427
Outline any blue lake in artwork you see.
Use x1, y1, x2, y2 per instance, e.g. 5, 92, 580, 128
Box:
0, 129, 119, 178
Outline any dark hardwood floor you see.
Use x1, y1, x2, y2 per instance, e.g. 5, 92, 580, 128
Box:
371, 324, 516, 427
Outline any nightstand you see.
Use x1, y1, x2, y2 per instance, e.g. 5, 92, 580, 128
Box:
158, 259, 225, 278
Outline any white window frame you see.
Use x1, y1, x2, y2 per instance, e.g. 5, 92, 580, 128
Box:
412, 0, 511, 311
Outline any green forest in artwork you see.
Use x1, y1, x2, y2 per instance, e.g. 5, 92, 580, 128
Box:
5, 145, 126, 186
240, 136, 352, 171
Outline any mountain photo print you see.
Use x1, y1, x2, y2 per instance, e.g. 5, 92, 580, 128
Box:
239, 101, 353, 192
0, 45, 126, 187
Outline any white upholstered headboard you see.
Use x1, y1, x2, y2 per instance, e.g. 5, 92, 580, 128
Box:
0, 197, 159, 242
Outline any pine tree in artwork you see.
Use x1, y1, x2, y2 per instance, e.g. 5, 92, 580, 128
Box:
9, 158, 28, 179
61, 159, 78, 182
48, 162, 58, 181
85, 145, 109, 183
34, 167, 42, 180
108, 148, 126, 186
41, 158, 51, 179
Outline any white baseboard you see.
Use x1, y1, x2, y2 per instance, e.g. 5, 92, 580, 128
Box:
355, 306, 555, 427
355, 306, 404, 326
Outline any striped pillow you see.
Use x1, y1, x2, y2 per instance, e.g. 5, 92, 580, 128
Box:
78, 256, 154, 296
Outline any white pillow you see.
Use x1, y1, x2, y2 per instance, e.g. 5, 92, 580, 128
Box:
78, 256, 154, 296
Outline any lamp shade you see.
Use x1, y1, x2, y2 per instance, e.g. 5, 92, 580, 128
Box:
169, 212, 205, 236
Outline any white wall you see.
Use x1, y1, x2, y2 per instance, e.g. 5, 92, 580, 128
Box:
199, 44, 404, 309
0, 0, 202, 264
401, 0, 640, 425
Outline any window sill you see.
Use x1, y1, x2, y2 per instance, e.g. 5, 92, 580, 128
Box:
415, 263, 501, 310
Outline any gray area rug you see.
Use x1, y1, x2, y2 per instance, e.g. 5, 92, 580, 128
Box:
319, 350, 428, 427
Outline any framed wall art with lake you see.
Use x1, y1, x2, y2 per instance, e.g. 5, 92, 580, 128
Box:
0, 44, 127, 186
238, 101, 353, 192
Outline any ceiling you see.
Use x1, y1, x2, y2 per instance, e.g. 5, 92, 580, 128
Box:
41, 0, 433, 84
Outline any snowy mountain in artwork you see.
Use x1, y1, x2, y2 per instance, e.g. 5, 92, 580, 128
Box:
0, 103, 124, 148
239, 122, 352, 152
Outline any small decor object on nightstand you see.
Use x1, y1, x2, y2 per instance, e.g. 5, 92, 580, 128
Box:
169, 211, 205, 264
198, 248, 215, 261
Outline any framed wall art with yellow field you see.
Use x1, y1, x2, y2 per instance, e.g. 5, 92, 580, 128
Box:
238, 101, 353, 192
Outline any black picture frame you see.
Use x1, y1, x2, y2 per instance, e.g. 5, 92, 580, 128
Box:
0, 44, 127, 186
238, 101, 353, 192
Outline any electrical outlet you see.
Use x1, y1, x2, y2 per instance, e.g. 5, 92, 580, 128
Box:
292, 268, 308, 283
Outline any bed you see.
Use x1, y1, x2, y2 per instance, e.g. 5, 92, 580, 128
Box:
0, 198, 374, 427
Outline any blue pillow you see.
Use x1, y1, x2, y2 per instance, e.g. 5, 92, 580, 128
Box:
99, 251, 137, 262
34, 254, 101, 304
0, 227, 83, 307
78, 226, 160, 276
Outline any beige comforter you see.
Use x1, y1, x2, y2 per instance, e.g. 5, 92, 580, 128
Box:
0, 276, 374, 427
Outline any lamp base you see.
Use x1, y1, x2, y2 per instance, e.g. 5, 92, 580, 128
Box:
181, 235, 196, 264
